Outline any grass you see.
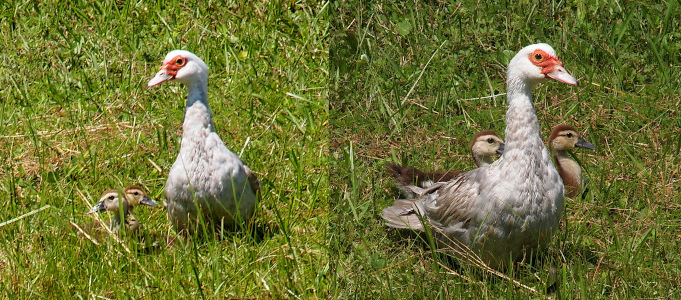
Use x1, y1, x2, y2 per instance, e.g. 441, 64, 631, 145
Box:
0, 0, 328, 298
330, 1, 681, 298
3, 0, 681, 298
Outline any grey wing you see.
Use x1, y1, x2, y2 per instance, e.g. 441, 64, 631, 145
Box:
403, 181, 447, 198
382, 199, 426, 231
383, 169, 483, 235
420, 171, 482, 232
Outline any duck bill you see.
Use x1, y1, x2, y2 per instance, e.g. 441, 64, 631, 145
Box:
147, 69, 174, 87
140, 196, 159, 207
496, 143, 505, 154
575, 137, 596, 150
87, 201, 105, 214
545, 65, 578, 86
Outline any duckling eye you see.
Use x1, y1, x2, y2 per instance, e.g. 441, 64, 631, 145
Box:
487, 138, 494, 144
108, 195, 115, 200
534, 53, 543, 60
134, 191, 140, 195
566, 133, 573, 138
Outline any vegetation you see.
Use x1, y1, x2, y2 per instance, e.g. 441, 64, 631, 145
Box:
330, 1, 681, 298
4, 0, 681, 298
0, 0, 328, 298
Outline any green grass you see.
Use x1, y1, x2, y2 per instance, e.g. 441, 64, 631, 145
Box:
4, 0, 681, 298
0, 0, 328, 298
330, 1, 681, 298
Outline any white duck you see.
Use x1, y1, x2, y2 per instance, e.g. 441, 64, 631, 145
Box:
548, 124, 595, 198
387, 130, 504, 196
148, 50, 260, 233
382, 43, 577, 268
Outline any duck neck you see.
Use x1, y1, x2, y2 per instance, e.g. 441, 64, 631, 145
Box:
475, 155, 494, 167
554, 150, 581, 196
182, 77, 215, 135
185, 78, 209, 109
504, 76, 543, 154
110, 206, 128, 231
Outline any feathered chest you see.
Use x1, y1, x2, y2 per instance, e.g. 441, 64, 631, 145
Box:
167, 127, 244, 196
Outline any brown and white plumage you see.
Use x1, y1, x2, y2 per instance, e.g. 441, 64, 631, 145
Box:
387, 130, 504, 197
148, 50, 260, 234
88, 189, 156, 232
123, 185, 159, 210
549, 124, 595, 198
382, 43, 578, 268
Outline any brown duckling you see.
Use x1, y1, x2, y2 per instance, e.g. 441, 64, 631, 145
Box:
548, 124, 595, 198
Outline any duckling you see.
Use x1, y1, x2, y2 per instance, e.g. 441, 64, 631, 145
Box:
469, 130, 506, 167
88, 189, 158, 233
88, 190, 137, 232
387, 130, 504, 197
549, 124, 595, 198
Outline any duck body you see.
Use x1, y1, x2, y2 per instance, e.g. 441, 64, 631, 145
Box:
149, 50, 258, 233
164, 104, 256, 231
383, 44, 577, 268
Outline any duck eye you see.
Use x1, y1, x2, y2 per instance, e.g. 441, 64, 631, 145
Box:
176, 58, 184, 65
534, 53, 542, 60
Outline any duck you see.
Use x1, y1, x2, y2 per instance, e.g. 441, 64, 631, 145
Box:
382, 43, 578, 268
548, 124, 595, 198
390, 126, 595, 201
87, 189, 156, 233
148, 50, 261, 234
387, 130, 504, 197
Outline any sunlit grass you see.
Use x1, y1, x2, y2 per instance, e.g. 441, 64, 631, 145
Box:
0, 1, 328, 298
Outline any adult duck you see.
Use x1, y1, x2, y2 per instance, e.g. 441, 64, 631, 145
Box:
148, 50, 260, 233
383, 43, 577, 268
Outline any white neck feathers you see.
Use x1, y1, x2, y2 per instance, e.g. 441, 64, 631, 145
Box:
182, 76, 215, 134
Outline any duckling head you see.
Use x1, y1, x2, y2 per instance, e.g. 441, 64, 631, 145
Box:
549, 124, 596, 152
88, 190, 128, 214
124, 186, 158, 208
470, 130, 505, 166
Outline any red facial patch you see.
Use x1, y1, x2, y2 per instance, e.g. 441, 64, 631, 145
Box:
528, 49, 563, 74
160, 55, 187, 76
